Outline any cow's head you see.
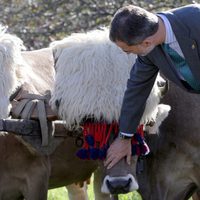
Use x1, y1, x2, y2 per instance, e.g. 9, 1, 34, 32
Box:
101, 156, 138, 194
99, 76, 170, 195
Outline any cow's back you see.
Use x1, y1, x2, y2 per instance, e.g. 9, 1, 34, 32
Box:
21, 48, 55, 94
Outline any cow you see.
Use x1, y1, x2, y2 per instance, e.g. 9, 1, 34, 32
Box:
134, 81, 200, 200
0, 27, 170, 200
0, 33, 98, 200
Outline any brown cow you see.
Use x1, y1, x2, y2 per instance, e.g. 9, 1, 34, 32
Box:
0, 31, 137, 200
0, 44, 100, 200
135, 82, 200, 200
0, 130, 98, 200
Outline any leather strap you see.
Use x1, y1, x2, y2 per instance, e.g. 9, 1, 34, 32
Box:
37, 100, 49, 146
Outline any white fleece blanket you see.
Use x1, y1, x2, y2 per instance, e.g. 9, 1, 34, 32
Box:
50, 28, 168, 129
0, 26, 26, 118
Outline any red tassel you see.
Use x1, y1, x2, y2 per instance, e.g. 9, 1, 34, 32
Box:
77, 122, 149, 160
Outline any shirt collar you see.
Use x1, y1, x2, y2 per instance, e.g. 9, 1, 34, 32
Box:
157, 14, 176, 44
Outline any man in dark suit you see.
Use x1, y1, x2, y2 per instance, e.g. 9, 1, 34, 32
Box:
104, 4, 200, 169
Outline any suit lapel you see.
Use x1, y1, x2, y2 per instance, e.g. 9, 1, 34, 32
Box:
165, 12, 200, 82
148, 45, 185, 88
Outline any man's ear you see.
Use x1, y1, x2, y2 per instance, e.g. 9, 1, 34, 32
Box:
141, 37, 153, 47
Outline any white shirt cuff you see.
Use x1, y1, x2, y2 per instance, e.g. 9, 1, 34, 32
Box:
120, 132, 134, 137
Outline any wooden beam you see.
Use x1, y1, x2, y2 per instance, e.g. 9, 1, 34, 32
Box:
0, 119, 40, 135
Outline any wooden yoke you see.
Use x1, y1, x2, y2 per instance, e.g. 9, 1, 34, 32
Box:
0, 119, 68, 155
0, 118, 40, 135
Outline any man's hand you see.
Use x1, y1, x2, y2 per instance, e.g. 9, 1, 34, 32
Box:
104, 137, 132, 169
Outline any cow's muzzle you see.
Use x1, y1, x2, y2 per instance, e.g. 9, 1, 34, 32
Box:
101, 174, 138, 194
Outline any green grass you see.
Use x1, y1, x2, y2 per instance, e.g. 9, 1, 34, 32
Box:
48, 184, 193, 200
48, 183, 142, 200
48, 187, 68, 200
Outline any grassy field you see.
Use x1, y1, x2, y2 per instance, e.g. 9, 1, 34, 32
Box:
48, 184, 142, 200
48, 184, 193, 200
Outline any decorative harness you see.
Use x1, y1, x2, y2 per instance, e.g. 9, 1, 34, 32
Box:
76, 121, 150, 160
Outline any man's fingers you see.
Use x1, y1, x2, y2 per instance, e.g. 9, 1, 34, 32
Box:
126, 154, 131, 165
104, 154, 113, 167
104, 153, 122, 169
104, 137, 132, 169
104, 145, 116, 166
107, 156, 121, 169
105, 155, 131, 169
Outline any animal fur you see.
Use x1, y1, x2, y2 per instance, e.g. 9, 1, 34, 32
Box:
50, 28, 170, 130
0, 25, 26, 118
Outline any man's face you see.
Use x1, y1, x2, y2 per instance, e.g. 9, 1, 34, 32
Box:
116, 40, 155, 56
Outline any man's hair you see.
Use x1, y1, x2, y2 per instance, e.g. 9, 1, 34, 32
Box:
109, 5, 159, 45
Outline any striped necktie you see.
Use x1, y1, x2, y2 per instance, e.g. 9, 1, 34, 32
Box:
163, 43, 200, 91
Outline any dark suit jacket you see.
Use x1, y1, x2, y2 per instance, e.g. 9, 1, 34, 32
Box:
119, 4, 200, 134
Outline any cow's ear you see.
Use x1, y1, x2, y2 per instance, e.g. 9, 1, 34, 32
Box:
157, 79, 169, 97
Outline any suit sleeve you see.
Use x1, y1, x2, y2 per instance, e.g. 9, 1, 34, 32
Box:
119, 55, 159, 135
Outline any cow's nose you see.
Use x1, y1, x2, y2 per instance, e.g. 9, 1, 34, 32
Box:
101, 174, 138, 194
106, 178, 132, 194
